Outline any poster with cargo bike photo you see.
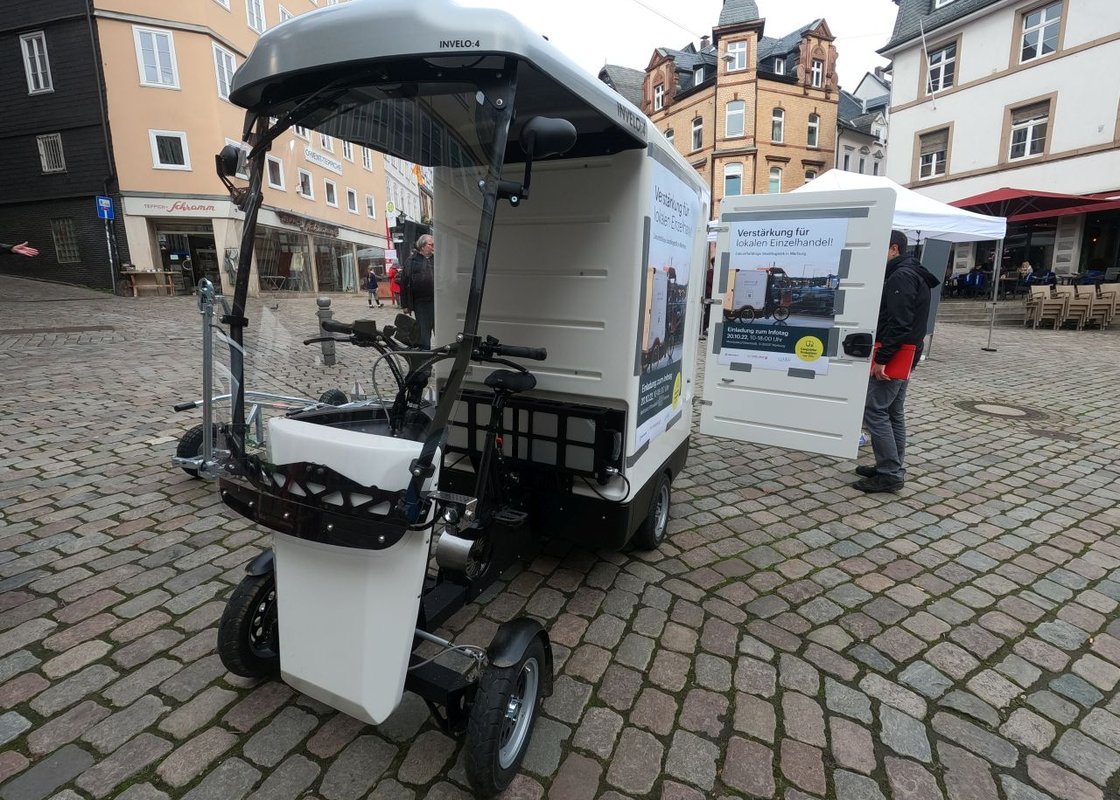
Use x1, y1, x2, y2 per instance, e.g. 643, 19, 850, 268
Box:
719, 217, 849, 375
635, 160, 700, 449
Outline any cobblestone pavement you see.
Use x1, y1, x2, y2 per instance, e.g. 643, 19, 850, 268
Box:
2, 274, 1119, 800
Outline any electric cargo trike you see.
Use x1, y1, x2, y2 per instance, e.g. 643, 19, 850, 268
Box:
207, 1, 710, 795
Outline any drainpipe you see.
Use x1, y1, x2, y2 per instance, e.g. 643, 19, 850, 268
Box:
86, 0, 120, 292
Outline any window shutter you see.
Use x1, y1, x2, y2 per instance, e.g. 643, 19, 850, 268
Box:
920, 129, 949, 155
1012, 101, 1049, 124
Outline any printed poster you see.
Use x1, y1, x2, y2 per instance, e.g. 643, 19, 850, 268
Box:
635, 161, 700, 450
718, 218, 849, 375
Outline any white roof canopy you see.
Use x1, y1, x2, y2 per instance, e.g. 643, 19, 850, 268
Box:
792, 171, 1006, 243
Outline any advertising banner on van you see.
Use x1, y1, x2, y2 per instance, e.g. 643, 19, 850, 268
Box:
635, 160, 699, 449
718, 217, 849, 375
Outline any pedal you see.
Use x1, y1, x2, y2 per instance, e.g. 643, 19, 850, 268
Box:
493, 507, 528, 526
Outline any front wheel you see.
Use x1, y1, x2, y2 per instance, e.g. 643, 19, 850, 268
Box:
631, 471, 671, 550
176, 423, 220, 478
318, 388, 348, 405
736, 306, 758, 323
217, 572, 280, 677
773, 306, 791, 321
465, 637, 546, 797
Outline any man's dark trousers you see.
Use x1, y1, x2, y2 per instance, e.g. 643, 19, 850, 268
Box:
863, 377, 908, 481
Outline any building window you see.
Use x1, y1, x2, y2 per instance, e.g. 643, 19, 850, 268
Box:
294, 125, 309, 140
346, 188, 358, 213
247, 0, 266, 33
843, 153, 851, 170
694, 67, 705, 84
873, 160, 880, 175
726, 40, 748, 71
213, 0, 231, 7
859, 157, 866, 174
362, 147, 372, 170
266, 155, 285, 189
927, 42, 956, 93
665, 128, 674, 145
1020, 1, 1061, 63
807, 114, 820, 147
774, 59, 785, 76
20, 32, 53, 94
771, 108, 784, 142
1009, 101, 1049, 160
654, 83, 664, 111
726, 101, 745, 138
297, 169, 313, 198
50, 218, 80, 263
279, 5, 293, 21
149, 130, 190, 170
691, 117, 703, 151
36, 133, 66, 174
724, 163, 743, 197
768, 167, 782, 194
343, 141, 354, 161
811, 59, 824, 88
320, 133, 333, 152
918, 128, 949, 179
213, 44, 236, 101
324, 179, 338, 207
133, 27, 179, 88
935, 0, 957, 7
366, 194, 376, 218
804, 170, 817, 184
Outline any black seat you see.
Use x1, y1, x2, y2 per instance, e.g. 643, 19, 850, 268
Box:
484, 369, 536, 394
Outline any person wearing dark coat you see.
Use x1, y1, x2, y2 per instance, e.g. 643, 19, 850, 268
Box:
401, 234, 435, 348
855, 229, 940, 494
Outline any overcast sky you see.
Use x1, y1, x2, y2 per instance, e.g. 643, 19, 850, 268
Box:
458, 0, 899, 90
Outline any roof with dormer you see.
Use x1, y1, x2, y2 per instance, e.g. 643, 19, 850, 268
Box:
597, 64, 645, 107
881, 0, 1002, 53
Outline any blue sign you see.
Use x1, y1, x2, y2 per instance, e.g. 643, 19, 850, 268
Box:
96, 196, 114, 220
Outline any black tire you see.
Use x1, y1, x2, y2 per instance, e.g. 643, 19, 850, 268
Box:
774, 306, 791, 321
737, 306, 758, 323
217, 572, 280, 678
631, 471, 672, 550
465, 637, 547, 797
318, 388, 348, 405
176, 423, 220, 477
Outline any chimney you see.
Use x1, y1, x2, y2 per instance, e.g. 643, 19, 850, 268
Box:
700, 35, 711, 50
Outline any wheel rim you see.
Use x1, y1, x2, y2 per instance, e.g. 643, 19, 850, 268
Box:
248, 583, 279, 658
497, 657, 539, 769
653, 480, 670, 540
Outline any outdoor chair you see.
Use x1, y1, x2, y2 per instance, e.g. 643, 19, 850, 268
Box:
1024, 286, 1065, 329
1074, 284, 1110, 329
1054, 285, 1090, 330
1096, 283, 1120, 325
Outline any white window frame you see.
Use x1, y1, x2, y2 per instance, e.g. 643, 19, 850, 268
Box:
213, 43, 236, 101
691, 117, 703, 151
346, 188, 358, 214
807, 113, 820, 147
36, 133, 66, 174
1009, 107, 1049, 161
768, 167, 782, 194
246, 0, 266, 33
266, 155, 285, 189
725, 101, 745, 138
293, 125, 309, 140
361, 147, 372, 170
843, 153, 851, 170
859, 157, 866, 174
320, 133, 333, 152
279, 5, 293, 22
873, 160, 880, 176
665, 128, 674, 145
149, 130, 191, 170
654, 84, 664, 111
724, 163, 743, 197
927, 42, 956, 94
297, 169, 314, 198
1020, 1, 1062, 64
20, 32, 53, 95
694, 67, 705, 84
773, 59, 785, 76
771, 108, 785, 143
366, 194, 376, 218
324, 179, 338, 207
804, 170, 817, 184
343, 141, 354, 162
213, 0, 231, 8
133, 26, 179, 89
811, 59, 824, 88
726, 40, 747, 71
934, 0, 957, 7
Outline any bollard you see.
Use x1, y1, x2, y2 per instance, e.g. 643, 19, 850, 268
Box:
316, 296, 336, 366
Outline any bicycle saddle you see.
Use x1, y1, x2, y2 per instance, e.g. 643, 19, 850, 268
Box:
484, 369, 536, 394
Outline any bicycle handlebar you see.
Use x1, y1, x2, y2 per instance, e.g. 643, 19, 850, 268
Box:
484, 343, 547, 361
320, 319, 354, 335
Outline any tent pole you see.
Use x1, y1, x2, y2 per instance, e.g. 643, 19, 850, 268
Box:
982, 238, 1004, 352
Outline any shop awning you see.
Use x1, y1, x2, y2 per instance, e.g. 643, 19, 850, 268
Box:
951, 188, 1120, 222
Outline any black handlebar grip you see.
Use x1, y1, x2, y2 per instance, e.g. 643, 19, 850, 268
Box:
320, 319, 354, 334
497, 345, 548, 361
173, 401, 197, 412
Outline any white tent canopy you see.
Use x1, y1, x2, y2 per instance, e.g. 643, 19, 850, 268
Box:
792, 170, 1006, 243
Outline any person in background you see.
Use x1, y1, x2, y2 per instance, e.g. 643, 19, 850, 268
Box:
367, 269, 382, 307
2, 241, 39, 257
855, 229, 939, 494
1018, 261, 1033, 279
387, 261, 401, 306
1025, 264, 1057, 287
401, 234, 435, 349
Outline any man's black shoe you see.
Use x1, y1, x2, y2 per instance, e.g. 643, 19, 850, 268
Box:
855, 465, 878, 478
854, 474, 904, 494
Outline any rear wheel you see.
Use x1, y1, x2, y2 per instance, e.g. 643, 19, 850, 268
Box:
631, 471, 671, 550
774, 306, 791, 321
318, 388, 348, 405
176, 423, 220, 477
465, 637, 546, 797
737, 306, 758, 323
217, 573, 280, 677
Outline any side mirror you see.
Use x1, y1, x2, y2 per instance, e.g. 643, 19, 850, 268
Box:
519, 117, 577, 160
217, 144, 245, 178
842, 332, 873, 359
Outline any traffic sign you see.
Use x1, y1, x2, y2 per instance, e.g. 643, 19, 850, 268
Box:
385, 201, 395, 215
96, 196, 114, 220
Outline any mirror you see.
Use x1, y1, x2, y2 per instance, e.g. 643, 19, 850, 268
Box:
519, 117, 577, 160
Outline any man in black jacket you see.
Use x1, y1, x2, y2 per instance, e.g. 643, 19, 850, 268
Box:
401, 234, 435, 349
855, 229, 940, 493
